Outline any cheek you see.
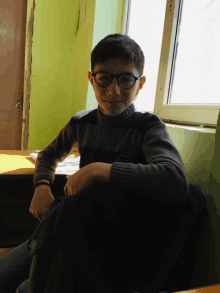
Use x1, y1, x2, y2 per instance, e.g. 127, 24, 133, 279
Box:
96, 90, 103, 99
94, 90, 104, 104
95, 88, 106, 100
94, 86, 134, 101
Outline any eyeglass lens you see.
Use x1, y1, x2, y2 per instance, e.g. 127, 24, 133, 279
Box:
95, 73, 135, 89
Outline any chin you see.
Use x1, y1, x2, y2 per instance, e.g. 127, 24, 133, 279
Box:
107, 112, 120, 116
106, 108, 123, 115
103, 111, 120, 116
100, 107, 120, 116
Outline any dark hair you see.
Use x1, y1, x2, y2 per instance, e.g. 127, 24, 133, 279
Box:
91, 33, 145, 77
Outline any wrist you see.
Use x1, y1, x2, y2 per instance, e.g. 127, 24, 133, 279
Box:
37, 179, 50, 184
35, 184, 50, 189
94, 162, 112, 183
34, 180, 51, 191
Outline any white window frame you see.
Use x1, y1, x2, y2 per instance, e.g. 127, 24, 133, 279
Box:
122, 0, 220, 128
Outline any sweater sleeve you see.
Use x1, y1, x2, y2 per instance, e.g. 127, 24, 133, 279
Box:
109, 122, 190, 205
33, 119, 77, 186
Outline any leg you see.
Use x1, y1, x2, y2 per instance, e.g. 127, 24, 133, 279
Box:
0, 239, 33, 293
15, 279, 29, 293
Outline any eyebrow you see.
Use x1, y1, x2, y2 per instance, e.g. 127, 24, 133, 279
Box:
95, 70, 137, 76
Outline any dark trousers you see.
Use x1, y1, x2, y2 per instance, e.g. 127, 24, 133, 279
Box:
0, 174, 68, 293
0, 239, 31, 293
0, 179, 197, 293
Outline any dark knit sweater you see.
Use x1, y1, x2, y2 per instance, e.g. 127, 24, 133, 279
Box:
33, 102, 190, 204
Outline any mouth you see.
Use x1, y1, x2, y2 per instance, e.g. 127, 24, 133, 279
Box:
105, 101, 122, 103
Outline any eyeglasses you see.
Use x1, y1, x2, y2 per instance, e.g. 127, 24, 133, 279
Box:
92, 71, 141, 89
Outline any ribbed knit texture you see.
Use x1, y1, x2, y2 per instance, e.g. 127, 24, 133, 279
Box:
33, 102, 190, 204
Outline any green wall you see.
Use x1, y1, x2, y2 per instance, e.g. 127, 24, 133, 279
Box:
86, 0, 124, 110
27, 0, 124, 150
27, 0, 96, 150
166, 125, 216, 195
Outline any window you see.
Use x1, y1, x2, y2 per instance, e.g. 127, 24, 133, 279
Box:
123, 0, 220, 128
123, 0, 167, 114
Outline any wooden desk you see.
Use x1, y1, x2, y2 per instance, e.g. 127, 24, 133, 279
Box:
0, 150, 80, 174
176, 283, 220, 292
0, 150, 80, 248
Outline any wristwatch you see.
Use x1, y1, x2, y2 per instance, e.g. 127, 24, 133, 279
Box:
34, 181, 51, 190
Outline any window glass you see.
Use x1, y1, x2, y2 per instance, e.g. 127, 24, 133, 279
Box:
169, 0, 220, 105
128, 0, 167, 112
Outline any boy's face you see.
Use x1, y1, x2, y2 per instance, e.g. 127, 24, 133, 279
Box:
88, 58, 146, 116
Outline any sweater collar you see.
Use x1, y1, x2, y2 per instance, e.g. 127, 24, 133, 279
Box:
97, 102, 135, 127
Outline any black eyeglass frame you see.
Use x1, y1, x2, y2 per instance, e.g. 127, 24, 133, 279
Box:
91, 71, 141, 89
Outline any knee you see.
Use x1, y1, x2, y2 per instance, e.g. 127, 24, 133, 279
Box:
15, 279, 29, 293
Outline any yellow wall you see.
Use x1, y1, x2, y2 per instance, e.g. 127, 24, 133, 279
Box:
27, 0, 96, 150
86, 0, 124, 109
27, 0, 124, 150
166, 125, 215, 195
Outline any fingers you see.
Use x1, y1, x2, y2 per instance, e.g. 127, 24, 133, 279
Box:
37, 214, 43, 222
35, 212, 47, 222
30, 209, 42, 222
64, 185, 68, 196
29, 206, 46, 222
64, 184, 72, 196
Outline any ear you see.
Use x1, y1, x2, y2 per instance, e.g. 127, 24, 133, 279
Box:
134, 76, 146, 100
135, 88, 140, 100
88, 72, 94, 86
139, 76, 146, 90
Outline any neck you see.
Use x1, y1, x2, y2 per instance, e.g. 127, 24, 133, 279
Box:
97, 103, 135, 127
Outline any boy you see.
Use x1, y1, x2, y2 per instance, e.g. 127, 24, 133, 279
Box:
30, 34, 189, 222
0, 33, 191, 293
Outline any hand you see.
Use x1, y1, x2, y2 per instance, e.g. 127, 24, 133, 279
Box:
64, 163, 99, 196
29, 185, 55, 222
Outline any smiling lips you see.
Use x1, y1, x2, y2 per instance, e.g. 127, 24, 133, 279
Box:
105, 101, 123, 103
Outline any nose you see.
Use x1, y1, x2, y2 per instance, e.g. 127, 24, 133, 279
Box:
107, 76, 121, 95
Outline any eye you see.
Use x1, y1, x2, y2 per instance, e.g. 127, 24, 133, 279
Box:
121, 77, 130, 82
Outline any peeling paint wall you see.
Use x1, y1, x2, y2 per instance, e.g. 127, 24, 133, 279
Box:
26, 0, 125, 150
26, 0, 96, 150
22, 0, 35, 150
